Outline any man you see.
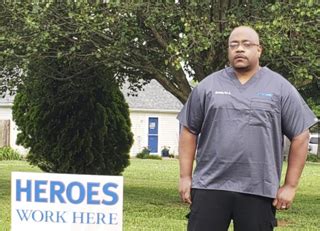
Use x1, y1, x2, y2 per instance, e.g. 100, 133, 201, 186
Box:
177, 26, 317, 231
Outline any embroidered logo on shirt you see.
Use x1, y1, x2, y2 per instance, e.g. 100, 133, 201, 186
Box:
215, 91, 231, 95
257, 92, 273, 98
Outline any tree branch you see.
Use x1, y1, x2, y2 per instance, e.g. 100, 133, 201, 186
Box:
149, 26, 168, 49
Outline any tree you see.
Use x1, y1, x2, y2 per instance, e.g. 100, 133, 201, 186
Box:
1, 1, 319, 108
12, 55, 133, 175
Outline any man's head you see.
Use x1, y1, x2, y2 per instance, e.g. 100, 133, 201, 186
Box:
228, 26, 262, 72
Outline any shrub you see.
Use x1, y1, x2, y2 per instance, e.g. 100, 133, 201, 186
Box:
144, 155, 162, 160
136, 147, 162, 160
136, 147, 150, 159
13, 58, 133, 175
0, 147, 23, 161
307, 154, 320, 162
136, 153, 145, 159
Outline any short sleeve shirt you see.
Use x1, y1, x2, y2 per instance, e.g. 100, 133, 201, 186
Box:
177, 67, 317, 198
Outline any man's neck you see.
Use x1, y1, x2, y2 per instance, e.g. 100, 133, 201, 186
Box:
234, 66, 261, 84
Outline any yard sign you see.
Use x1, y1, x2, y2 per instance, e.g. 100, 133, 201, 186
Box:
11, 172, 123, 231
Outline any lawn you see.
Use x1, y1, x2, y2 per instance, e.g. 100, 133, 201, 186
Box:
1, 159, 319, 230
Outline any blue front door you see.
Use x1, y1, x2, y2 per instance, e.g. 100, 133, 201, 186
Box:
148, 117, 158, 153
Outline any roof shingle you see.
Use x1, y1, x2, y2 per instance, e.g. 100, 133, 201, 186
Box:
121, 80, 183, 111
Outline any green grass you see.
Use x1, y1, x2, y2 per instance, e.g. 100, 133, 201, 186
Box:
0, 161, 41, 231
1, 159, 320, 230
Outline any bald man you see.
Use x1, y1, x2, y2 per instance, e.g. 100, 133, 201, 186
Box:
178, 26, 317, 231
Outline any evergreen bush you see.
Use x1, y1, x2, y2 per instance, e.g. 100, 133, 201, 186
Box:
13, 58, 133, 175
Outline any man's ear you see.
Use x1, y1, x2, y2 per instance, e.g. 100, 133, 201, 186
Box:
257, 45, 263, 58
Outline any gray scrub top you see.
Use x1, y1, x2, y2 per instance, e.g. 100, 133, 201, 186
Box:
178, 66, 317, 198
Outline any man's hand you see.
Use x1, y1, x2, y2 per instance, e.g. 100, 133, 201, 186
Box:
273, 130, 310, 210
272, 184, 297, 210
179, 176, 192, 204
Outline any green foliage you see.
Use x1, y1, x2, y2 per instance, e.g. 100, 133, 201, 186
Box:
0, 1, 319, 109
307, 98, 320, 118
307, 154, 320, 162
168, 154, 175, 158
0, 147, 23, 161
136, 147, 162, 160
12, 55, 133, 174
144, 155, 162, 160
136, 147, 151, 158
136, 153, 162, 160
136, 153, 146, 159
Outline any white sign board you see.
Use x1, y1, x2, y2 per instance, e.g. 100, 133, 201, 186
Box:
11, 172, 123, 231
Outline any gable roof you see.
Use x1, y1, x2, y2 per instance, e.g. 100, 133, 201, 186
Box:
121, 80, 183, 112
0, 80, 184, 112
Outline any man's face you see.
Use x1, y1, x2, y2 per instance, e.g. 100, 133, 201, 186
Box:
228, 27, 262, 72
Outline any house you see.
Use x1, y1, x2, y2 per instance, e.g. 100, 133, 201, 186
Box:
0, 95, 28, 154
122, 80, 183, 156
0, 80, 183, 157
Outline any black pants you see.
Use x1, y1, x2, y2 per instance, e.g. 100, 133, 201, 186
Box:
187, 189, 277, 231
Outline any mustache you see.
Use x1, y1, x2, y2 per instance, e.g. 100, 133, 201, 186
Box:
234, 54, 248, 59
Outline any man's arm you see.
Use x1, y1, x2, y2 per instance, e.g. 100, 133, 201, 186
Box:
273, 130, 310, 210
178, 126, 197, 204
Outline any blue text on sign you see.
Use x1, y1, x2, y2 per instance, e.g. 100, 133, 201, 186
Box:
15, 179, 119, 206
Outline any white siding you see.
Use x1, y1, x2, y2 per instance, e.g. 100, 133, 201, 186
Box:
129, 109, 180, 156
0, 105, 181, 157
158, 113, 180, 156
129, 111, 148, 155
